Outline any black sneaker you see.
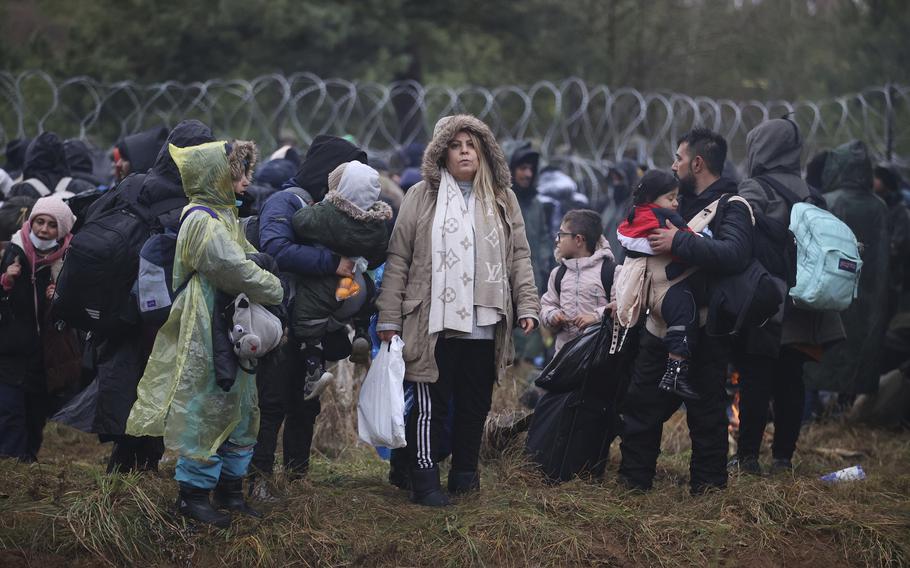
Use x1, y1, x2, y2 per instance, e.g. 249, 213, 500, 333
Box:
770, 458, 793, 475
729, 455, 762, 476
302, 345, 333, 401
303, 362, 333, 401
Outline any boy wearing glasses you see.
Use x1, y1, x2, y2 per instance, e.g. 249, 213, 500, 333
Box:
540, 209, 615, 353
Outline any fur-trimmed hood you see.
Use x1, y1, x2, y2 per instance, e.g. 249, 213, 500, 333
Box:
228, 140, 259, 183
324, 191, 393, 223
420, 115, 511, 193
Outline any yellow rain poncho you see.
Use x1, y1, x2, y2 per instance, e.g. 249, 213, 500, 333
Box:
126, 140, 283, 460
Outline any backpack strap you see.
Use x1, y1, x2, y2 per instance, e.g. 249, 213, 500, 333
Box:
600, 258, 615, 293
711, 194, 755, 229
55, 177, 73, 194
553, 264, 568, 296
179, 205, 219, 225
286, 187, 312, 209
172, 206, 219, 294
755, 174, 826, 209
23, 178, 52, 197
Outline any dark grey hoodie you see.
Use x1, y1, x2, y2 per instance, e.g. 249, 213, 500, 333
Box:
738, 118, 812, 225
738, 118, 844, 349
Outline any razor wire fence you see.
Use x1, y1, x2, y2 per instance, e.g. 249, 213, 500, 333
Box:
1, 71, 907, 199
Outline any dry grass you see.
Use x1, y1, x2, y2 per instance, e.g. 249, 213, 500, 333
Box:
1, 361, 908, 567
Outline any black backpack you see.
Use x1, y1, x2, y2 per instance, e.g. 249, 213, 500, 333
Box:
705, 195, 784, 336
52, 175, 155, 333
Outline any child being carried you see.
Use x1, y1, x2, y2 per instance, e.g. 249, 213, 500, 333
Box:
615, 170, 705, 400
291, 160, 392, 400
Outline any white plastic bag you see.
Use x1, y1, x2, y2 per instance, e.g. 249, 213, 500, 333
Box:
357, 336, 407, 448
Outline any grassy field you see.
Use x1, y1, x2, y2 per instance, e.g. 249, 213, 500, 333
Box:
0, 363, 908, 567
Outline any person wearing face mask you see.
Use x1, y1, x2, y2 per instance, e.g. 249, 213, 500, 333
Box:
0, 196, 77, 461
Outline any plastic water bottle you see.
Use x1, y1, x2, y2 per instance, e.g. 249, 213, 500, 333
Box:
820, 465, 866, 483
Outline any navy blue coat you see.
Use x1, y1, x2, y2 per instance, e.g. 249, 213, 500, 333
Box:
258, 189, 338, 277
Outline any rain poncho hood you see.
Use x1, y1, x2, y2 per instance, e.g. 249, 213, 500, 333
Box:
126, 139, 282, 460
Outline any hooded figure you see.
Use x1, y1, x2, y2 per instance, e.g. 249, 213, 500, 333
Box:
375, 114, 540, 506
116, 127, 169, 178
63, 139, 104, 189
601, 158, 642, 264
7, 133, 73, 199
3, 138, 30, 181
54, 120, 218, 475
126, 140, 282, 527
505, 141, 550, 293
802, 140, 890, 396
292, 135, 368, 203
734, 118, 845, 473
874, 163, 910, 316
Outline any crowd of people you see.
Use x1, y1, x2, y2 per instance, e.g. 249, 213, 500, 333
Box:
1, 112, 908, 527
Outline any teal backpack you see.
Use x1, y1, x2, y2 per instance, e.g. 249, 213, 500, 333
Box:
789, 202, 861, 311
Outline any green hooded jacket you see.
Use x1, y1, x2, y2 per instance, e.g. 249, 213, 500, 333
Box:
126, 141, 283, 459
804, 140, 890, 395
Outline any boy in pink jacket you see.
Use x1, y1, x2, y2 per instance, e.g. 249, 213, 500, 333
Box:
540, 209, 614, 352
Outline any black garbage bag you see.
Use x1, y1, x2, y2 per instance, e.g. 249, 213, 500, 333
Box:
535, 316, 613, 393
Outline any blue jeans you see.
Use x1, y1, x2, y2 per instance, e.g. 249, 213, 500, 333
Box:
175, 441, 254, 489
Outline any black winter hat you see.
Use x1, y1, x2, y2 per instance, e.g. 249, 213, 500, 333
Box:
117, 126, 169, 174
293, 135, 367, 202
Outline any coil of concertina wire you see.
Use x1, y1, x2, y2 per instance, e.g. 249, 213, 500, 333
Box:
1, 72, 906, 199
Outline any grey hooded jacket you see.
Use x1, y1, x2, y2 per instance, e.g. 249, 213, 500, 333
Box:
738, 118, 844, 349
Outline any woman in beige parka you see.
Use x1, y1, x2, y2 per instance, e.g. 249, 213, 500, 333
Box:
376, 115, 540, 506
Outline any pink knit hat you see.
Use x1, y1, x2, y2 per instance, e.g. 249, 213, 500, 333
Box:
29, 195, 76, 238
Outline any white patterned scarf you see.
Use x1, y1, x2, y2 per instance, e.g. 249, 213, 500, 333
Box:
429, 168, 507, 335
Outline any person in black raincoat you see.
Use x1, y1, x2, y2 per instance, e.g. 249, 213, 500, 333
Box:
113, 127, 169, 183
874, 164, 910, 318
2, 138, 30, 181
804, 140, 890, 397
7, 133, 75, 199
53, 120, 215, 473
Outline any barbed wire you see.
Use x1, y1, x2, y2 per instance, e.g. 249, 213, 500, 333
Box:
1, 71, 906, 198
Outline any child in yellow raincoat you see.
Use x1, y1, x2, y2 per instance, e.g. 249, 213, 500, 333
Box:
126, 140, 283, 528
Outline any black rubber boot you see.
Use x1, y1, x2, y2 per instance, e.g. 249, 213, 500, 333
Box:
409, 467, 451, 507
658, 358, 699, 400
447, 470, 480, 495
212, 476, 263, 518
176, 483, 231, 528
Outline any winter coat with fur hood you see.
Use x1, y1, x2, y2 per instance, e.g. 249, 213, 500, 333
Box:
540, 236, 613, 352
376, 115, 541, 383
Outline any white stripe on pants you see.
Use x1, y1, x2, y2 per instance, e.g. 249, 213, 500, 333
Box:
416, 383, 433, 469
